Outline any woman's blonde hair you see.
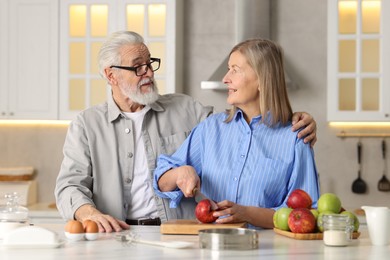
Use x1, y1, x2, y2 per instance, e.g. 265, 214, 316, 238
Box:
225, 39, 292, 127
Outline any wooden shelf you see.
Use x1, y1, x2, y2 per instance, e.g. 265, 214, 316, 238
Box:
337, 131, 390, 138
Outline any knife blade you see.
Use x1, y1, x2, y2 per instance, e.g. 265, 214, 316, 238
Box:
193, 188, 218, 210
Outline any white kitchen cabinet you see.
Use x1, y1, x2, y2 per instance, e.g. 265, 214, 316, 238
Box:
0, 0, 8, 118
327, 0, 390, 122
0, 0, 59, 119
0, 0, 181, 120
59, 0, 182, 120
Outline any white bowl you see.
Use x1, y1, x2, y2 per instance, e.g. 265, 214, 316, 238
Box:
64, 232, 85, 241
85, 232, 98, 241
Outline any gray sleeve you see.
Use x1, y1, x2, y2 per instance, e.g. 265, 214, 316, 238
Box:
194, 99, 214, 123
54, 119, 95, 220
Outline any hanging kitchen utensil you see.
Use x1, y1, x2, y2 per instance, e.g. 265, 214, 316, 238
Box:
378, 140, 390, 192
352, 141, 367, 194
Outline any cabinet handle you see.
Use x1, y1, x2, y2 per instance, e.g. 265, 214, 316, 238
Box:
9, 112, 14, 116
1, 112, 5, 116
385, 114, 389, 118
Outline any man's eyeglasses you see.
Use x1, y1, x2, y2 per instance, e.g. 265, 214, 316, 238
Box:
110, 58, 161, 76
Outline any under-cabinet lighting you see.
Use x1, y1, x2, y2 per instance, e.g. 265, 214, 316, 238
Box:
329, 122, 390, 127
0, 120, 71, 126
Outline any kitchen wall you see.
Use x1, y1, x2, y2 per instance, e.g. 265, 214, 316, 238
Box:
0, 0, 389, 209
0, 124, 67, 203
183, 0, 390, 210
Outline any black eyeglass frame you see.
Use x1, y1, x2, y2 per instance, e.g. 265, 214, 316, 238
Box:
110, 57, 161, 76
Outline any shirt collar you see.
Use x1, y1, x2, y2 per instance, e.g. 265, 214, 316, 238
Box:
233, 109, 263, 124
107, 93, 165, 122
107, 93, 122, 122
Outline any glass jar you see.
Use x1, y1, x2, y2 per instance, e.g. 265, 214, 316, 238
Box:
0, 192, 29, 239
322, 214, 354, 247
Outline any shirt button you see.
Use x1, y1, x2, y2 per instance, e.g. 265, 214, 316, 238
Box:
234, 177, 238, 181
240, 155, 245, 158
128, 152, 133, 158
125, 178, 132, 183
125, 128, 130, 134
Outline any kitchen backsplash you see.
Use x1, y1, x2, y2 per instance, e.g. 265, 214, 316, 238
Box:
0, 125, 67, 204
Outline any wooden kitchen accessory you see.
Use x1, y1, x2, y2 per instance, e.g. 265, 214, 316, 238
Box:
273, 228, 360, 240
0, 167, 36, 206
160, 219, 247, 235
0, 167, 34, 181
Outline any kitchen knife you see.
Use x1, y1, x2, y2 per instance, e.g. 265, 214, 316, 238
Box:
193, 188, 218, 210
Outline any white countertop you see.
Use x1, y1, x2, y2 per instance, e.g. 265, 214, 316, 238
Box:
0, 222, 388, 260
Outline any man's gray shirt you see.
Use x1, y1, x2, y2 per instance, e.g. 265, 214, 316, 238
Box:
55, 93, 213, 222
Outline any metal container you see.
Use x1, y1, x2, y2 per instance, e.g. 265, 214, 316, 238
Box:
198, 228, 258, 250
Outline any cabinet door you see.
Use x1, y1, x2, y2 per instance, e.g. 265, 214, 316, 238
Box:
327, 0, 390, 122
59, 0, 114, 120
0, 0, 9, 118
59, 0, 182, 120
120, 0, 182, 95
7, 0, 59, 119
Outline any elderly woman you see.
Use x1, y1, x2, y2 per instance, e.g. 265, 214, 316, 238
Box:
153, 38, 320, 229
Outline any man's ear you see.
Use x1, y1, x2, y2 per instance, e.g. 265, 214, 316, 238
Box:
104, 67, 117, 85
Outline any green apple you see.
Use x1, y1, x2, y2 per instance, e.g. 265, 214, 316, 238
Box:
310, 209, 319, 232
340, 211, 360, 232
317, 193, 341, 213
317, 211, 334, 232
273, 207, 293, 231
310, 209, 319, 221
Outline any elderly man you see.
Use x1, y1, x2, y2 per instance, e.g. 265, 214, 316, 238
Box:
55, 31, 317, 233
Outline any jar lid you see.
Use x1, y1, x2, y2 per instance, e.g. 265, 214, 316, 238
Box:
0, 192, 29, 221
322, 214, 350, 223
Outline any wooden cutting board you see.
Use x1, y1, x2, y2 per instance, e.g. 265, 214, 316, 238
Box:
160, 219, 247, 235
0, 167, 34, 181
273, 228, 361, 240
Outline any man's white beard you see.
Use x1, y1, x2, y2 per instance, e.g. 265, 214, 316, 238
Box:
121, 78, 159, 105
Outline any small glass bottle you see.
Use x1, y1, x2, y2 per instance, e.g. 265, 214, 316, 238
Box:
322, 214, 354, 247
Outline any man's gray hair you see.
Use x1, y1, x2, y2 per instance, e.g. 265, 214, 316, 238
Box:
98, 31, 144, 79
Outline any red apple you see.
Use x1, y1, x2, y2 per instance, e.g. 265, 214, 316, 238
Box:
288, 208, 316, 233
195, 199, 218, 223
286, 189, 312, 209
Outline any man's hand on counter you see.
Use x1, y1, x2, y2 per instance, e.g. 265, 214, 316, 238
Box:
75, 204, 130, 233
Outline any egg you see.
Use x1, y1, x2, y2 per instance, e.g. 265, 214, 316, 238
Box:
83, 220, 99, 241
64, 220, 85, 241
83, 220, 98, 233
65, 220, 84, 234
